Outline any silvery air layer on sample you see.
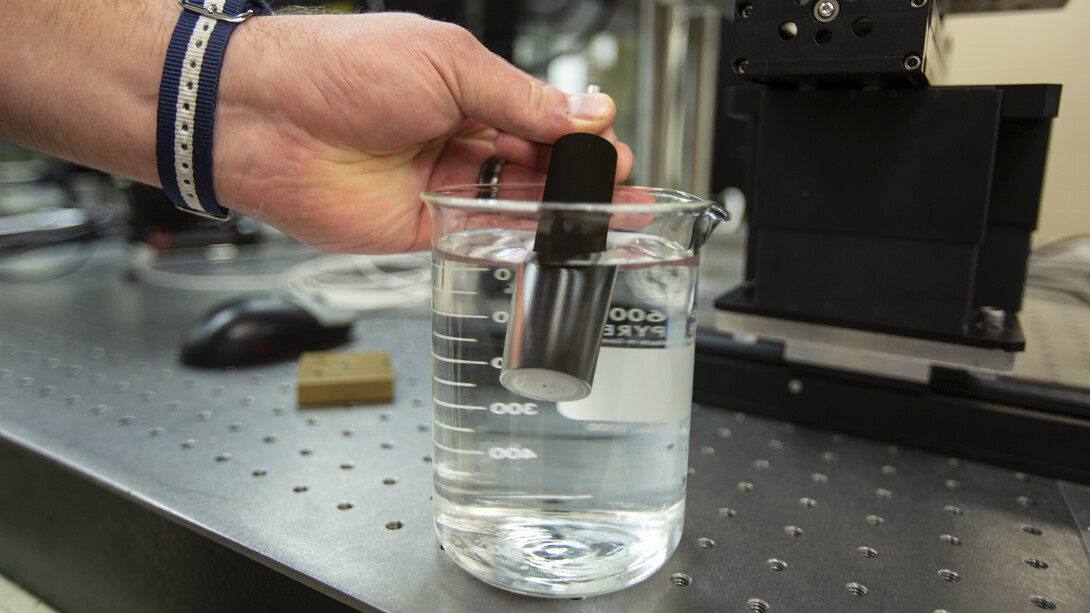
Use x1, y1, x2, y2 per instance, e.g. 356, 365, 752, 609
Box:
430, 227, 698, 597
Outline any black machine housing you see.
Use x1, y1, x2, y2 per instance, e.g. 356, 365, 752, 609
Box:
712, 0, 1061, 353
715, 83, 1060, 350
700, 1, 1090, 483
729, 0, 943, 86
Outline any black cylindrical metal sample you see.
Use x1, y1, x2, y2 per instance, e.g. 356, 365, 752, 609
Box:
500, 260, 617, 401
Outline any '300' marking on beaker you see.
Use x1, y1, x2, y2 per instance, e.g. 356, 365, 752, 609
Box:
488, 447, 539, 460
489, 402, 538, 416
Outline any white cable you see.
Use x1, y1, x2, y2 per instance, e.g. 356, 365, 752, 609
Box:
128, 243, 287, 292
129, 244, 432, 308
283, 252, 431, 312
130, 265, 286, 292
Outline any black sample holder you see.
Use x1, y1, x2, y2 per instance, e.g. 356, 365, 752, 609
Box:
500, 133, 619, 401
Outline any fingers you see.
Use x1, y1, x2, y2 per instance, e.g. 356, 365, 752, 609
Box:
613, 139, 634, 184
494, 133, 548, 171
426, 139, 545, 188
431, 133, 632, 190
436, 26, 617, 145
425, 133, 497, 188
497, 164, 546, 184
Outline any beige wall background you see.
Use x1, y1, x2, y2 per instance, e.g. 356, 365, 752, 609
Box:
943, 3, 1089, 247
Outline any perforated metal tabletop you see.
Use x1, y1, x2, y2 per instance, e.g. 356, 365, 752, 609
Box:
1, 239, 1088, 613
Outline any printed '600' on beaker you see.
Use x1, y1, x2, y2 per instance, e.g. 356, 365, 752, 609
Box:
422, 184, 727, 598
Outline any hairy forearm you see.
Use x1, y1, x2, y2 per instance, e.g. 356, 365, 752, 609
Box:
0, 4, 628, 254
0, 0, 180, 185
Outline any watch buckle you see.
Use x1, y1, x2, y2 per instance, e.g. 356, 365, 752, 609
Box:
178, 0, 255, 24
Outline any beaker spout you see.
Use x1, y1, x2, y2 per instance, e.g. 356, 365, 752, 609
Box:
691, 201, 730, 252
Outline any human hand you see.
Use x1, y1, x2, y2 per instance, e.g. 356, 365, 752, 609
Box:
213, 12, 634, 254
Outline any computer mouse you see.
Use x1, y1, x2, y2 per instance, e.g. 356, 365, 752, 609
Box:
180, 294, 352, 368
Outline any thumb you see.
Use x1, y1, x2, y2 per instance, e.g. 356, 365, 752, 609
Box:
448, 44, 616, 144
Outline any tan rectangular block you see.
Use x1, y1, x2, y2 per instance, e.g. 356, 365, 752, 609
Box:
296, 351, 394, 406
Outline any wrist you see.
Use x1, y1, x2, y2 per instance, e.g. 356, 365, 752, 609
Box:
207, 14, 289, 218
157, 0, 273, 219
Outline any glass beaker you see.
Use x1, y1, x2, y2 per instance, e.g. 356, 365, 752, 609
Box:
421, 184, 727, 598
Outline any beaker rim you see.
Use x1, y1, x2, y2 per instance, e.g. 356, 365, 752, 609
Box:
421, 183, 714, 215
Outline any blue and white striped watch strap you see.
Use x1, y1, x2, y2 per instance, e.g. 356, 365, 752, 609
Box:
156, 0, 272, 220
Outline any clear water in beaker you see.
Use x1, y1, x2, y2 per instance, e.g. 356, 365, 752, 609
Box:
423, 185, 723, 598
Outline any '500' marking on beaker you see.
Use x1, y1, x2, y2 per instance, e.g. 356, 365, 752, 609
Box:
609, 307, 667, 323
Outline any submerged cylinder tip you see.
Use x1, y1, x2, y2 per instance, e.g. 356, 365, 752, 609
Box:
500, 368, 591, 402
